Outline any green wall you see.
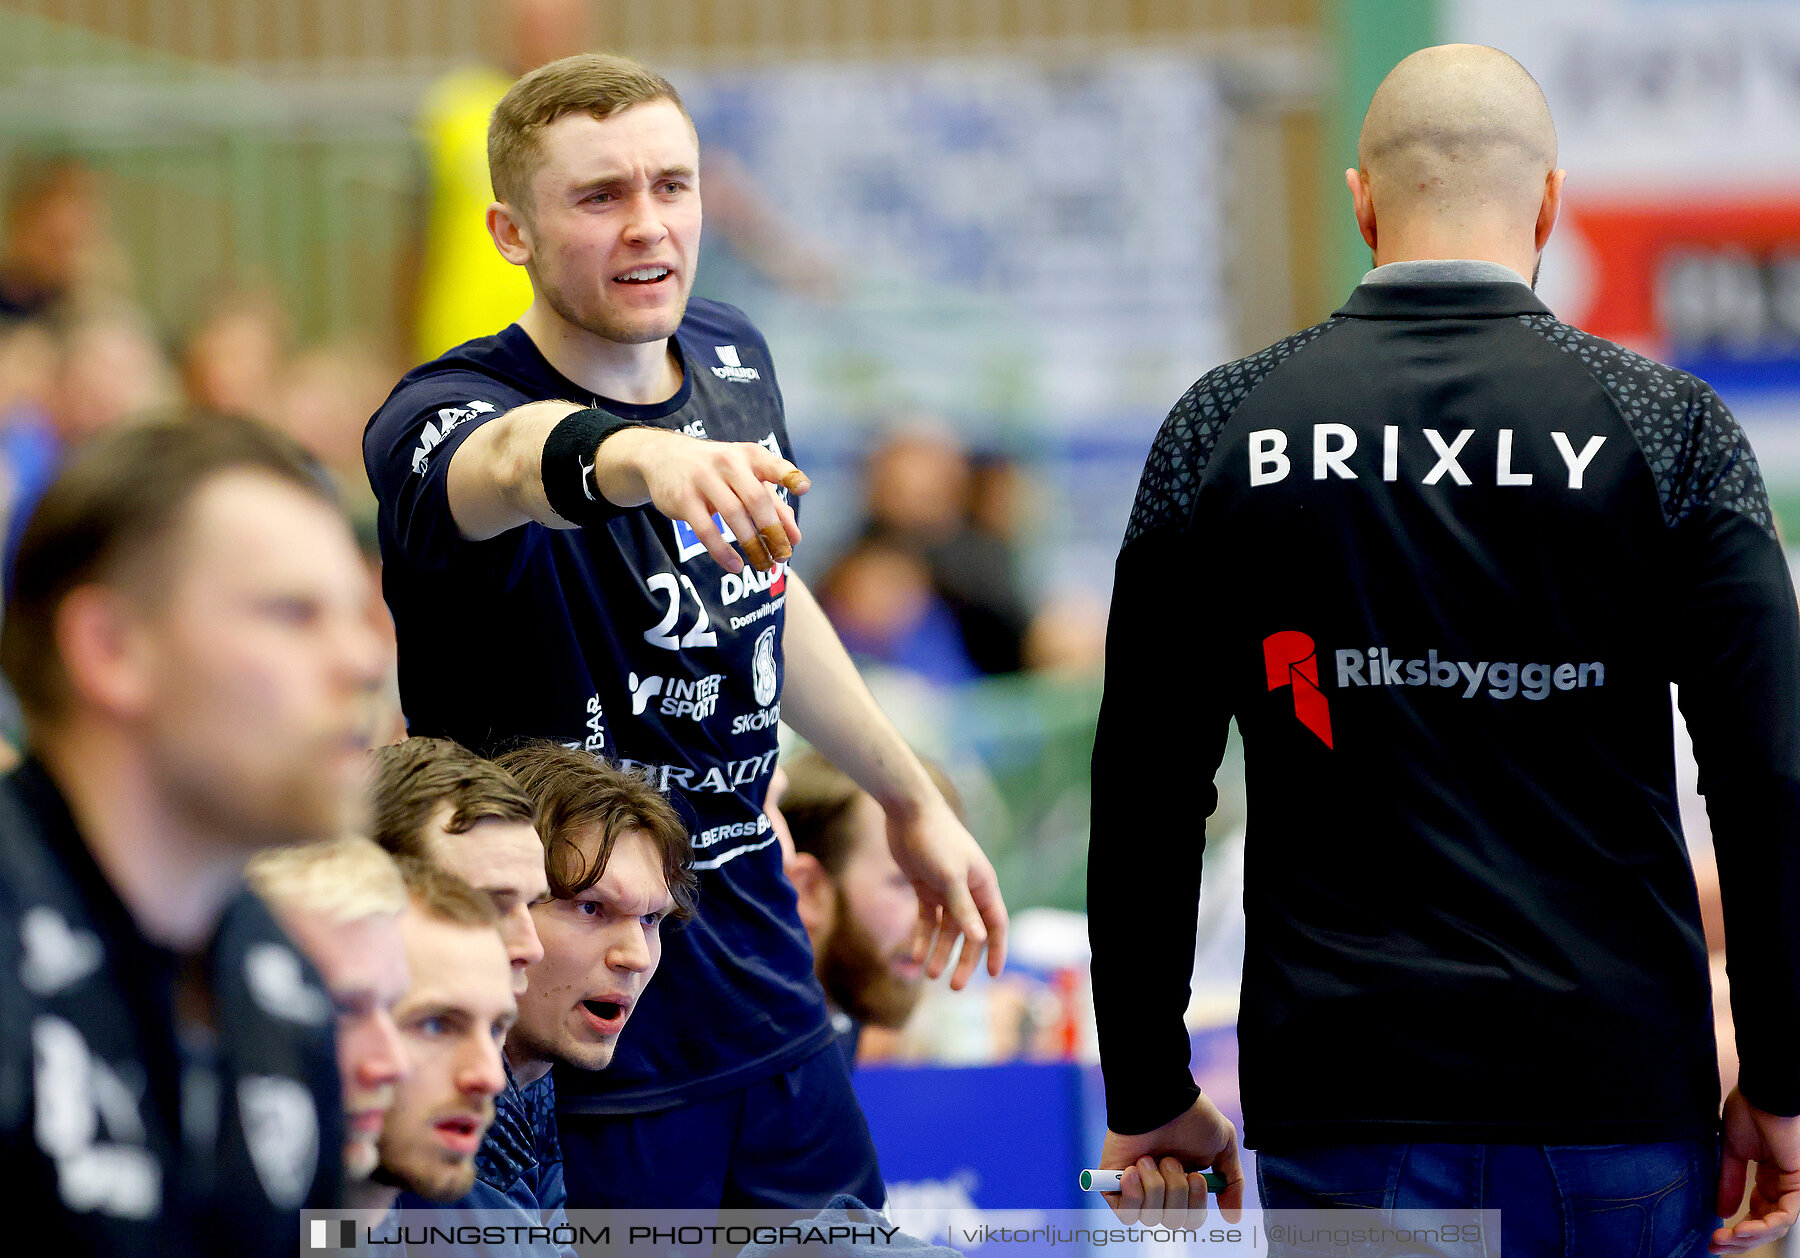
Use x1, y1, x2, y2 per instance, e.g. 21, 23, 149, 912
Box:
1325, 0, 1440, 301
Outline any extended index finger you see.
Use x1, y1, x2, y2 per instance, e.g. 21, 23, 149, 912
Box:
745, 443, 812, 500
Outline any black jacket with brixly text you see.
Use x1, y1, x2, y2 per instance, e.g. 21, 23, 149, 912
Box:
1090, 270, 1800, 1148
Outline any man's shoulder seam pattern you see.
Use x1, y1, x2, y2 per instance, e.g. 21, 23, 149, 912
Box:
1517, 315, 1773, 539
1124, 318, 1342, 545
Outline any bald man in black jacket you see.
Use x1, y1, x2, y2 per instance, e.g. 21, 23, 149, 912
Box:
1088, 43, 1800, 1257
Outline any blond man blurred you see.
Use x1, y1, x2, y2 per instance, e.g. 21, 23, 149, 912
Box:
248, 836, 410, 1184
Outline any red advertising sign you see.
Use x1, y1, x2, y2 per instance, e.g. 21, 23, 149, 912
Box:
1563, 199, 1800, 360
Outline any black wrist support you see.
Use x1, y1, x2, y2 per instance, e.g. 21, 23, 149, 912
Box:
541, 407, 646, 527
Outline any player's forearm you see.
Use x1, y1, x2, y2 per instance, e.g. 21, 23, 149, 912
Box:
780, 572, 941, 818
446, 401, 587, 539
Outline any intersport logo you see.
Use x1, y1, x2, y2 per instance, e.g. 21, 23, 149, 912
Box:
1263, 631, 1333, 749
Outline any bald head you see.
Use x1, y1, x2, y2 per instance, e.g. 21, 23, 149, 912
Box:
1347, 45, 1564, 279
1359, 44, 1555, 222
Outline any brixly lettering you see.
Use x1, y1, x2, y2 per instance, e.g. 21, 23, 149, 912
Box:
1248, 425, 1607, 489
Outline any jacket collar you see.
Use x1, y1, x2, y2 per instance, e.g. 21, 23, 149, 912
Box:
1336, 280, 1551, 321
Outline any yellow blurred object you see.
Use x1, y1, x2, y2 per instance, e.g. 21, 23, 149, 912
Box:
414, 66, 535, 361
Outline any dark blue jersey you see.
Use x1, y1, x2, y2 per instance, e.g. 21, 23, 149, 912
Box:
366, 301, 833, 1111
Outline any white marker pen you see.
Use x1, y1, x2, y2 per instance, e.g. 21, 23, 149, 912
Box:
1080, 1169, 1227, 1193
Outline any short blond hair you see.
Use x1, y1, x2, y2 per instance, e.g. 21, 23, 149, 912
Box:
395, 855, 502, 930
488, 52, 689, 210
248, 835, 407, 926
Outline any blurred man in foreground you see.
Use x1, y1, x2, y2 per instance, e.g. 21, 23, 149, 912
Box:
370, 736, 548, 992
1089, 44, 1800, 1255
363, 860, 516, 1214
247, 836, 411, 1189
0, 414, 385, 1252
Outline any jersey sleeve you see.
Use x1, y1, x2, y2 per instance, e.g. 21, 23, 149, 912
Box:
1669, 385, 1800, 1116
1087, 382, 1225, 1135
364, 372, 527, 572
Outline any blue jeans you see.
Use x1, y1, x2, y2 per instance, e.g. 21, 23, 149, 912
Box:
1255, 1140, 1717, 1258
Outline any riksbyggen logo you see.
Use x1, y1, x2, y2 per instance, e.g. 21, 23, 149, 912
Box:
1263, 631, 1333, 748
1263, 630, 1611, 749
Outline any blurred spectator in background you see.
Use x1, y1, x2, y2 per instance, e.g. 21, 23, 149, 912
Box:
275, 337, 399, 547
0, 158, 164, 577
2, 307, 173, 589
277, 339, 393, 476
833, 425, 1036, 680
261, 332, 408, 745
0, 314, 58, 601
777, 748, 963, 1065
247, 836, 412, 1190
411, 0, 593, 360
173, 288, 397, 541
946, 449, 1036, 673
818, 535, 978, 686
0, 314, 56, 422
51, 307, 173, 445
1020, 592, 1109, 676
0, 155, 126, 320
178, 289, 289, 426
0, 307, 168, 753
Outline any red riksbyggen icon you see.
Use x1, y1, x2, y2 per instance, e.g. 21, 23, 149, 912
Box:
1263, 631, 1333, 748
